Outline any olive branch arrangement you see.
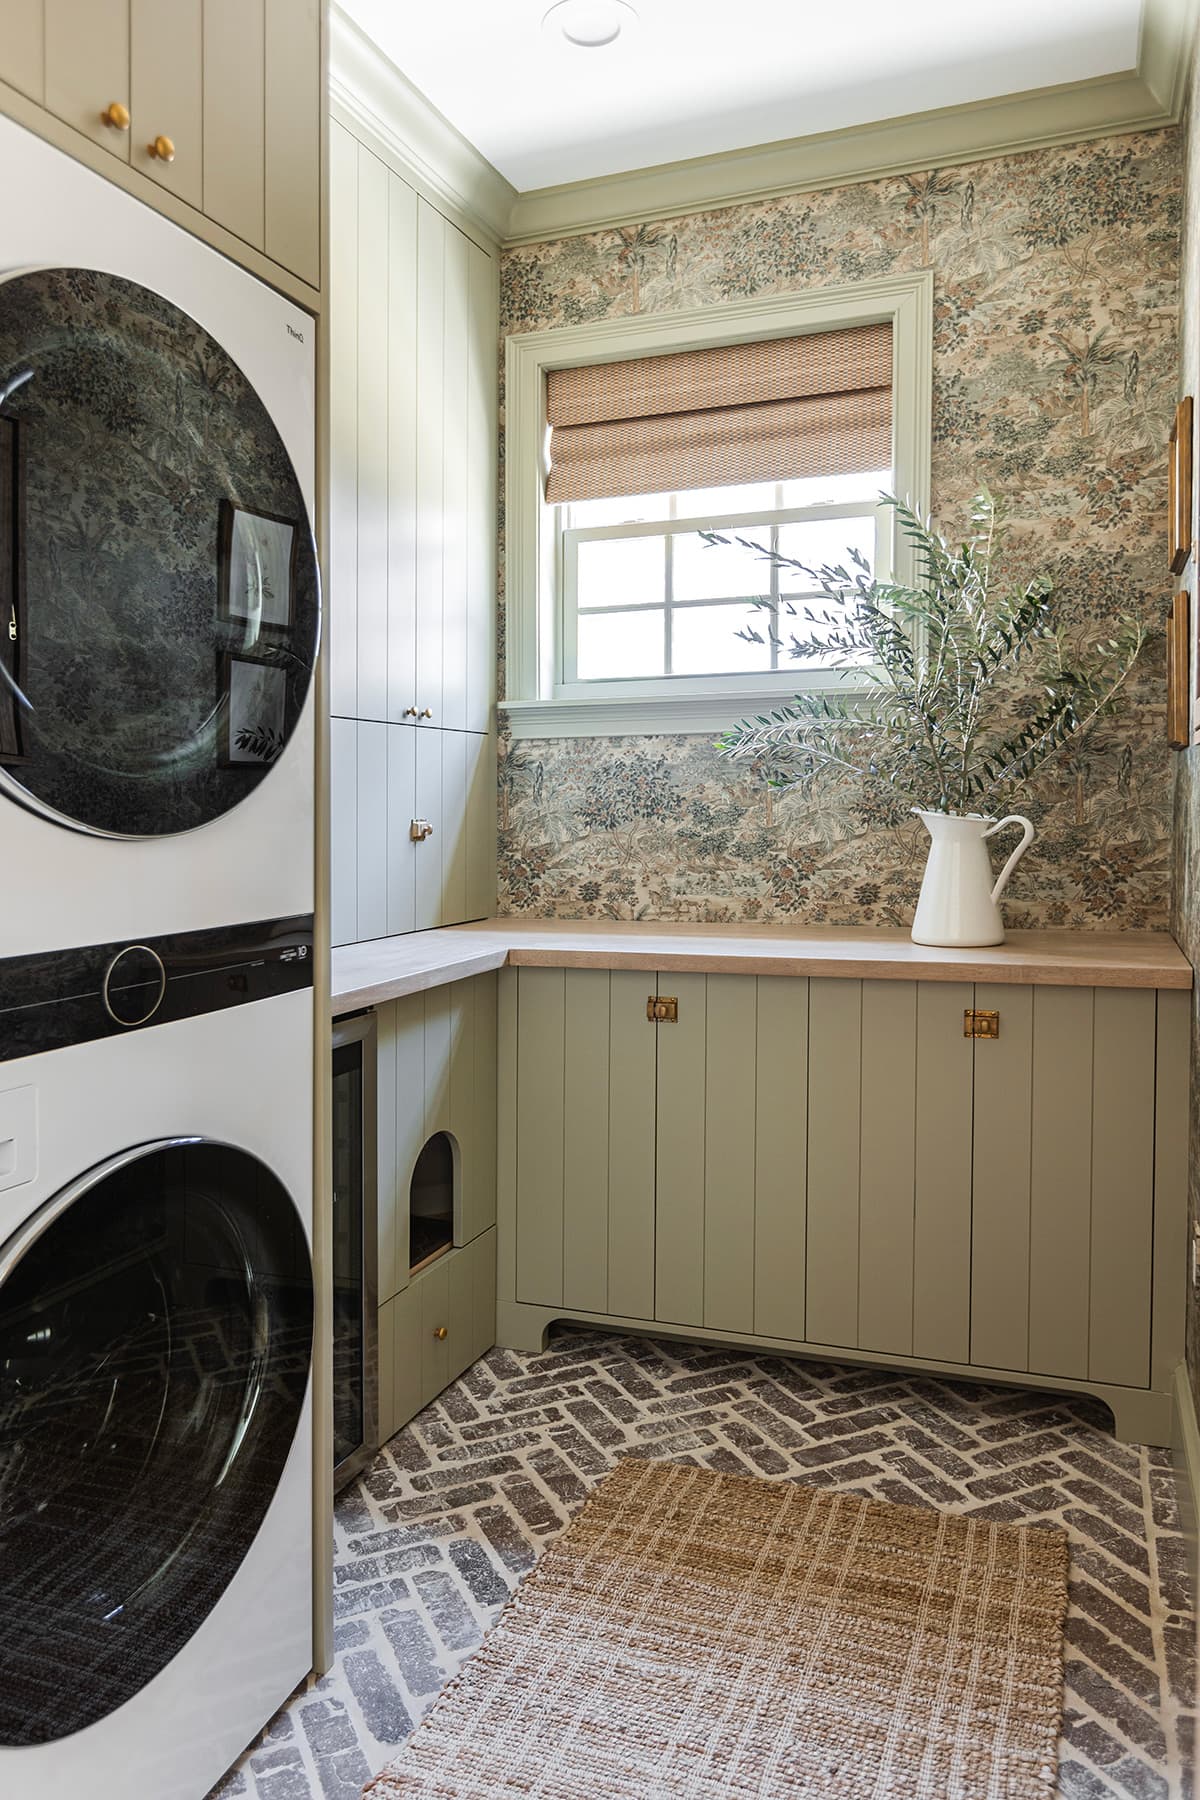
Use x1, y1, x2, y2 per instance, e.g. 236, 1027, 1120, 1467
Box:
706, 491, 1145, 815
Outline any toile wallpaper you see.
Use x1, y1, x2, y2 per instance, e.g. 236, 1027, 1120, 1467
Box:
498, 129, 1181, 928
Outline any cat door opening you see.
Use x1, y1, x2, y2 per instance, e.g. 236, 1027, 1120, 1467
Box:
410, 1132, 455, 1274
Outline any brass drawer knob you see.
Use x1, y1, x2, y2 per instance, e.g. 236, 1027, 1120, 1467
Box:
433, 1325, 448, 1341
100, 101, 130, 130
147, 134, 176, 163
410, 818, 434, 842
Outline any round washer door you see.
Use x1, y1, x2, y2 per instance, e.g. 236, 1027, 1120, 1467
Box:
0, 267, 320, 837
0, 1138, 313, 1746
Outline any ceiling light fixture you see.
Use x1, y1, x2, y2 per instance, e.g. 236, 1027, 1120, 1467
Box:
541, 0, 640, 49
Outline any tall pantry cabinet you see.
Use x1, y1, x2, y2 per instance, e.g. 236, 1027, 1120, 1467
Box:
328, 118, 497, 947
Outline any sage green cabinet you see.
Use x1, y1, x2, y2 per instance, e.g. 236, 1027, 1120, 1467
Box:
0, 0, 321, 290
499, 965, 1188, 1443
372, 972, 498, 1305
378, 1228, 496, 1442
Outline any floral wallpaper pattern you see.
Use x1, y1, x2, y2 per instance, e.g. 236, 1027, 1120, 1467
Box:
498, 129, 1181, 927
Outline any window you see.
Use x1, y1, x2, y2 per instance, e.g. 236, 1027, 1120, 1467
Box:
561, 470, 891, 693
504, 272, 932, 737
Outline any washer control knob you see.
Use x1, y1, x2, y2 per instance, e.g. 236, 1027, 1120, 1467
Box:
103, 945, 167, 1028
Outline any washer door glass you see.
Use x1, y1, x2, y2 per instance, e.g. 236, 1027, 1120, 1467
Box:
0, 1139, 313, 1746
0, 267, 319, 836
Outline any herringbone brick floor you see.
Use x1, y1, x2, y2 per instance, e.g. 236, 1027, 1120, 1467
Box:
212, 1330, 1197, 1800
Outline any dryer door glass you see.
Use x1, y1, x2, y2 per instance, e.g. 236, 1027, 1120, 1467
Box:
0, 268, 319, 836
0, 1139, 313, 1746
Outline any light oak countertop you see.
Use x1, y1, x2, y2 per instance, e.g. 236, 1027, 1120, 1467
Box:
331, 919, 1193, 1013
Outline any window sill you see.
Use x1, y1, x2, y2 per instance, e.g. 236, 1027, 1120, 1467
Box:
501, 687, 837, 740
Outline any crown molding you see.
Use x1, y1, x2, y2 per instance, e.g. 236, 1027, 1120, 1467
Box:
504, 0, 1197, 246
331, 0, 1195, 251
328, 4, 514, 250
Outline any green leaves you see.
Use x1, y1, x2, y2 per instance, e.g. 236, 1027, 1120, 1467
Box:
716, 490, 1146, 813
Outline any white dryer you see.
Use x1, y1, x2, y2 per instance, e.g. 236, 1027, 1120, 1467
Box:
0, 114, 318, 957
0, 918, 314, 1800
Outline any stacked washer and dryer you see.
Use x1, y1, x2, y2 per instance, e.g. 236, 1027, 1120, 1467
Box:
0, 119, 320, 1799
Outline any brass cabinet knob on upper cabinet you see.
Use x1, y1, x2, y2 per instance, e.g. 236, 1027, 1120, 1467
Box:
410, 818, 434, 842
100, 102, 130, 130
419, 708, 433, 719
433, 1326, 448, 1340
147, 135, 176, 163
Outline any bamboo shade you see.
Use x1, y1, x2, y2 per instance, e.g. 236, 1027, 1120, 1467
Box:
546, 323, 892, 503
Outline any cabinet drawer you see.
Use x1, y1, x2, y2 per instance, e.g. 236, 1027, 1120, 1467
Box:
378, 1228, 496, 1443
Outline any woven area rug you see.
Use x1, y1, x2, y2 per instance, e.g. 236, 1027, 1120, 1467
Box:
363, 1455, 1069, 1800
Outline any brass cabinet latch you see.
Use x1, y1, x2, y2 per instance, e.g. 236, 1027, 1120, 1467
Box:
409, 818, 434, 842
646, 995, 678, 1023
963, 1008, 1000, 1039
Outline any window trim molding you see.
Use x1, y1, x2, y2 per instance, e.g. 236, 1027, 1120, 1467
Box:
503, 269, 933, 739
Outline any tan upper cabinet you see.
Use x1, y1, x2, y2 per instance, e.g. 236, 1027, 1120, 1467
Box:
45, 0, 130, 161
203, 0, 265, 250
131, 0, 201, 209
0, 0, 321, 293
0, 0, 46, 102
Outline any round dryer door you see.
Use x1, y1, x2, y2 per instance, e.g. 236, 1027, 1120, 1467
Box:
0, 267, 319, 837
0, 1139, 313, 1746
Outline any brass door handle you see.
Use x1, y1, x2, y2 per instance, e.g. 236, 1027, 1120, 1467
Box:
100, 102, 130, 130
433, 1325, 448, 1341
410, 818, 434, 842
147, 134, 176, 162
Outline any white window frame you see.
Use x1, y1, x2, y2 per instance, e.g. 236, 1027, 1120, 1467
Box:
503, 270, 933, 739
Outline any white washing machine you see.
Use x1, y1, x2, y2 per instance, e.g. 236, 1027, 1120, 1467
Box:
0, 918, 314, 1800
0, 113, 318, 958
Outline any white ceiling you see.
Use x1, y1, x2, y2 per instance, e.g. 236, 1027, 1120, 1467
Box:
339, 0, 1142, 192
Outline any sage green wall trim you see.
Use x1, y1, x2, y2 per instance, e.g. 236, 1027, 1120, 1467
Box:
503, 0, 1194, 246
328, 4, 511, 253
494, 1297, 1176, 1447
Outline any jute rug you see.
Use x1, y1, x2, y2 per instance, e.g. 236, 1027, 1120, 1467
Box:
363, 1456, 1069, 1799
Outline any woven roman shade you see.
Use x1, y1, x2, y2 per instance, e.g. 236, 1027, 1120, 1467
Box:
545, 323, 892, 504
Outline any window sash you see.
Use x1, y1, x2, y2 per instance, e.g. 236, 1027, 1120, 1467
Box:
558, 495, 891, 697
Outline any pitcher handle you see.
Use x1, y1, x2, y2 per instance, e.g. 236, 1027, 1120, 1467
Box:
983, 814, 1035, 903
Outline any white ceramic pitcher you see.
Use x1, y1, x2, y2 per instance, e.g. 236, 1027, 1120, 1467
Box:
910, 809, 1035, 947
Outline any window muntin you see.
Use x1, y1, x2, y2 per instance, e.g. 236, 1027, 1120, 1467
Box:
559, 468, 891, 693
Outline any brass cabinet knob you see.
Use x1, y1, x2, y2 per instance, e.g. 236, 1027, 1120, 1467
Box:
419, 708, 433, 719
147, 134, 176, 162
433, 1325, 448, 1341
410, 818, 434, 842
403, 706, 418, 718
100, 102, 130, 130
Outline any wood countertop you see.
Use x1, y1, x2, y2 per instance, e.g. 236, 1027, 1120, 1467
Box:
332, 919, 1193, 1013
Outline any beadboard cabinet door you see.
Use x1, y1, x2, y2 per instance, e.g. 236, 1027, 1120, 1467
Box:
1, 0, 46, 102
130, 0, 202, 207
330, 719, 494, 945
45, 0, 130, 159
511, 967, 656, 1319
373, 973, 498, 1306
